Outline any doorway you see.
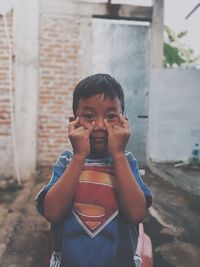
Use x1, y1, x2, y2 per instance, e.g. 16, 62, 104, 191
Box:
92, 18, 150, 166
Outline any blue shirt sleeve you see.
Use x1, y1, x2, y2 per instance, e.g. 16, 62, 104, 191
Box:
126, 151, 153, 208
36, 150, 73, 215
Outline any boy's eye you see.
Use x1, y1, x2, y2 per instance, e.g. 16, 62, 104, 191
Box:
106, 113, 118, 121
82, 113, 95, 121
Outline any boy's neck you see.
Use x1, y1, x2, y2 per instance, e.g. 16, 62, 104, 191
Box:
87, 151, 110, 159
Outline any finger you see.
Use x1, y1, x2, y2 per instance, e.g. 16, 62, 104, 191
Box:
69, 116, 76, 123
119, 114, 128, 122
119, 114, 129, 127
68, 117, 79, 132
74, 126, 85, 132
68, 126, 85, 138
104, 119, 113, 134
112, 125, 121, 130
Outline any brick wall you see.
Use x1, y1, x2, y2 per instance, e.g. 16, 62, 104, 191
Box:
0, 2, 106, 176
0, 12, 13, 177
38, 14, 80, 166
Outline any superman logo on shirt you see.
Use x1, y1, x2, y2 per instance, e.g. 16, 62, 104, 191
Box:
72, 166, 119, 238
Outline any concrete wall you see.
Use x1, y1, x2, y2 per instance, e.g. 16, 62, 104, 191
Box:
13, 0, 39, 180
0, 0, 165, 178
38, 0, 153, 167
92, 19, 150, 166
148, 68, 200, 162
0, 0, 110, 179
0, 1, 39, 181
0, 11, 13, 178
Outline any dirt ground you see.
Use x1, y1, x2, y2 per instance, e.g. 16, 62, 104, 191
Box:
0, 166, 199, 267
0, 168, 50, 267
144, 168, 200, 267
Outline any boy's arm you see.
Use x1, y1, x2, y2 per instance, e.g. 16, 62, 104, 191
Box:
105, 115, 146, 224
44, 154, 85, 223
112, 153, 146, 224
44, 118, 95, 224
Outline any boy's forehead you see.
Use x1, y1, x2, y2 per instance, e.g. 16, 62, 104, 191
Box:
77, 94, 122, 110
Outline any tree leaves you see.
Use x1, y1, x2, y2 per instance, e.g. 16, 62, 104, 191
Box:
163, 26, 200, 68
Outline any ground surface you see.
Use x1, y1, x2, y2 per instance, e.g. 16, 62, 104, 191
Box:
0, 168, 50, 267
0, 165, 199, 267
144, 166, 200, 267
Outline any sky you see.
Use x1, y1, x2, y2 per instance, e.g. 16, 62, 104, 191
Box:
0, 0, 13, 15
164, 0, 200, 54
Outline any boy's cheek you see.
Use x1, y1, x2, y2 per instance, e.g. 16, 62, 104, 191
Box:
78, 118, 93, 129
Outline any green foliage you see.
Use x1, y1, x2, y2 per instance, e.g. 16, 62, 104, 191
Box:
177, 31, 187, 39
164, 43, 185, 67
164, 26, 200, 68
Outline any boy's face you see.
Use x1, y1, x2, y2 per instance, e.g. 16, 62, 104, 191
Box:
75, 94, 122, 155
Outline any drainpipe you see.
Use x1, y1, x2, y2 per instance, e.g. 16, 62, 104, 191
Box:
0, 2, 21, 184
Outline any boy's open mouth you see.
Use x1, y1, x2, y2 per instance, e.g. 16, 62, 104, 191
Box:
91, 137, 106, 143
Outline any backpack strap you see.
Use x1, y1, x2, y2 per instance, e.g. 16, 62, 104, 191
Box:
51, 220, 65, 252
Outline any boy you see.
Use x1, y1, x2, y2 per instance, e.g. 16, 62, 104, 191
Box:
36, 73, 152, 267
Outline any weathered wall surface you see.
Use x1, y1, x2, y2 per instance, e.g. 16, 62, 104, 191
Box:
3, 0, 189, 180
148, 68, 200, 162
13, 0, 39, 181
38, 4, 80, 166
38, 0, 108, 166
0, 12, 13, 177
0, 0, 109, 177
92, 19, 150, 166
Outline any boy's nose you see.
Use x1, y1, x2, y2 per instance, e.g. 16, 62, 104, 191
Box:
94, 117, 106, 130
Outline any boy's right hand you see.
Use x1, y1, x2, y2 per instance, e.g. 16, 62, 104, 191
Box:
68, 117, 95, 158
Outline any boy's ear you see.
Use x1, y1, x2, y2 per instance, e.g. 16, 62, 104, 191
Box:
69, 116, 76, 122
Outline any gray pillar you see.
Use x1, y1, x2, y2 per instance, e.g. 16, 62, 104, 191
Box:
13, 0, 39, 180
147, 0, 164, 162
150, 0, 164, 68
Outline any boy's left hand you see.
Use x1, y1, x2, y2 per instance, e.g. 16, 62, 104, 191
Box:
104, 114, 130, 155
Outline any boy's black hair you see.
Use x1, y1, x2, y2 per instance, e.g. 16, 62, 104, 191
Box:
73, 73, 124, 115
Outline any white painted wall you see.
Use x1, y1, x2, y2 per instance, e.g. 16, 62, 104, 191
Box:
13, 0, 39, 180
148, 68, 200, 162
